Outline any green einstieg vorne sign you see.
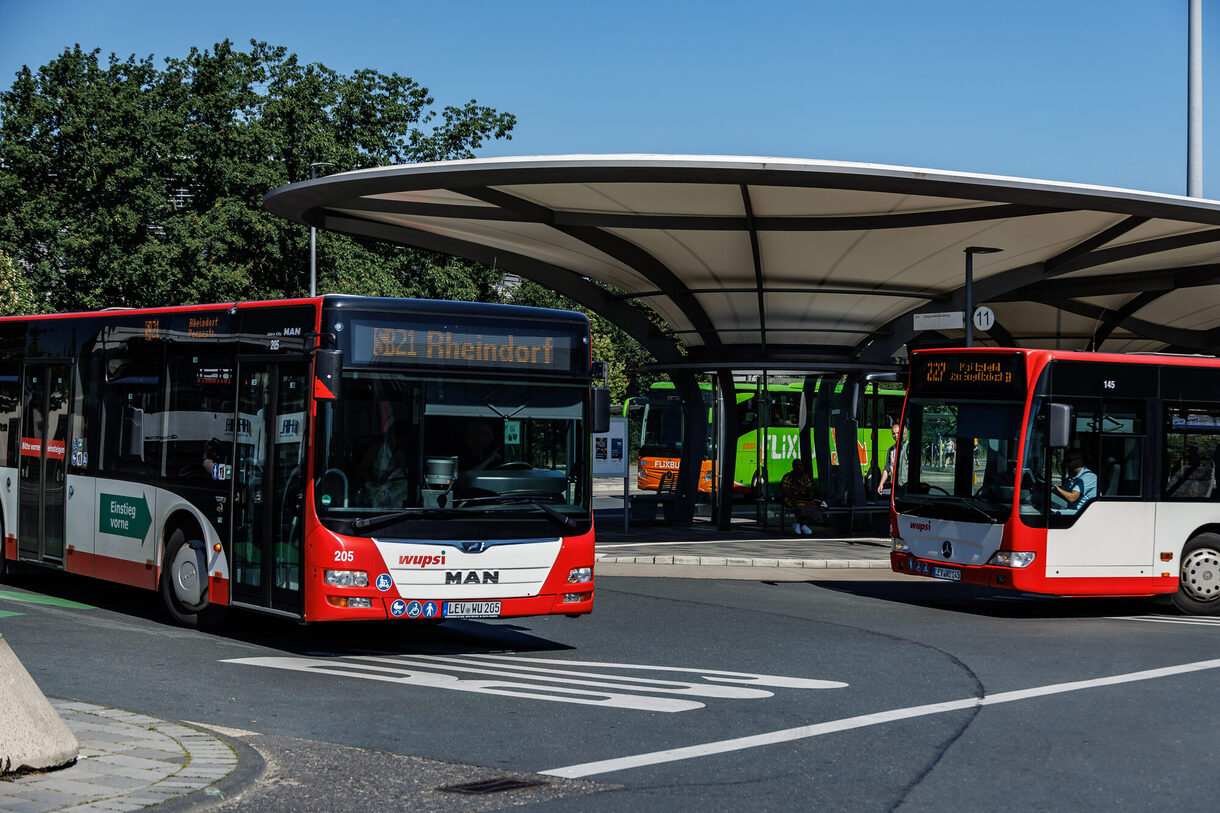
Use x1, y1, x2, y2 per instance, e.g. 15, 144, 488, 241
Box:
99, 493, 152, 540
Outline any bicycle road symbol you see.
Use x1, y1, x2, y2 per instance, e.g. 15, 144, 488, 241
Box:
223, 653, 847, 712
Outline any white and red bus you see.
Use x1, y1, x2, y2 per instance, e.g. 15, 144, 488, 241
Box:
891, 347, 1220, 615
1, 296, 608, 626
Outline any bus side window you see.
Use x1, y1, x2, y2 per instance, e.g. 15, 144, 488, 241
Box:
1098, 401, 1145, 498
99, 334, 164, 476
165, 351, 234, 482
0, 369, 17, 468
1163, 405, 1220, 500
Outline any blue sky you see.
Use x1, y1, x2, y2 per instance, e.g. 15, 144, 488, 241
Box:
1, 0, 1215, 196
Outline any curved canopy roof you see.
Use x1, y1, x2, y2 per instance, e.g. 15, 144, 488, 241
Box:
264, 155, 1220, 370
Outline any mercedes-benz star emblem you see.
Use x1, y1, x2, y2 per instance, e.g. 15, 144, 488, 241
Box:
942, 541, 953, 559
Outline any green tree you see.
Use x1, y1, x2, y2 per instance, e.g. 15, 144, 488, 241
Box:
0, 41, 516, 311
507, 278, 671, 403
0, 247, 42, 315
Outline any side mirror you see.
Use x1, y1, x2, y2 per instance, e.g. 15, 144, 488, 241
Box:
592, 387, 611, 434
1048, 402, 1072, 448
314, 349, 342, 399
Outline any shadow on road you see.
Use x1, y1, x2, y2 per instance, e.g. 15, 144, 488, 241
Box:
0, 569, 575, 656
803, 577, 1179, 619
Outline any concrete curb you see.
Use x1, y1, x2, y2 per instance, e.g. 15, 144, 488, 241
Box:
0, 633, 79, 775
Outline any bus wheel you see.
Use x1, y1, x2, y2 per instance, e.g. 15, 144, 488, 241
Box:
161, 529, 224, 629
1172, 533, 1220, 616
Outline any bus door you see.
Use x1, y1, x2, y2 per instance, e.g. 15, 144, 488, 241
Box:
230, 359, 308, 615
18, 363, 71, 564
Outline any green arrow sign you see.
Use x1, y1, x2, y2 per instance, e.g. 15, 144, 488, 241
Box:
99, 492, 152, 541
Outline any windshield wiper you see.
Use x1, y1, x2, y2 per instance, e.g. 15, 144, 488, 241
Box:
351, 508, 453, 531
928, 496, 997, 523
453, 493, 580, 532
898, 494, 997, 524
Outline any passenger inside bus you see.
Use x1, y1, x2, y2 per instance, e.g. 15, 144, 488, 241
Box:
1053, 449, 1097, 512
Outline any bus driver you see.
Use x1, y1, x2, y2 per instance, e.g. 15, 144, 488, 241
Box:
1053, 449, 1097, 512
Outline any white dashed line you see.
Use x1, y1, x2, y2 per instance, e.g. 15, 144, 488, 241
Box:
541, 657, 1220, 778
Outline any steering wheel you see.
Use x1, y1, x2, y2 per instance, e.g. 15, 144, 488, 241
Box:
922, 483, 950, 495
493, 462, 532, 470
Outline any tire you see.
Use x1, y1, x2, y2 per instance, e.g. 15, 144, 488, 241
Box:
160, 528, 225, 629
1172, 533, 1220, 616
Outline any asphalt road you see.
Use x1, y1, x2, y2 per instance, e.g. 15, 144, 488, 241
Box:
3, 569, 1220, 811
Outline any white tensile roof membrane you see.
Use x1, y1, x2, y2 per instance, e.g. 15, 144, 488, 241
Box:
264, 155, 1220, 370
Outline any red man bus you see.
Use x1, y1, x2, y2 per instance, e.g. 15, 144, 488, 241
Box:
891, 347, 1220, 615
2, 296, 608, 626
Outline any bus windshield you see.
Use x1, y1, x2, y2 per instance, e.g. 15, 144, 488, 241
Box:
894, 396, 1025, 523
314, 370, 588, 532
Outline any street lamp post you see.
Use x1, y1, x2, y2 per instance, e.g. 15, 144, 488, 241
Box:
1188, 0, 1203, 197
308, 162, 335, 297
963, 246, 1002, 347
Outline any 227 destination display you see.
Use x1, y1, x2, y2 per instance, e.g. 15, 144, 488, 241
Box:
914, 354, 1024, 394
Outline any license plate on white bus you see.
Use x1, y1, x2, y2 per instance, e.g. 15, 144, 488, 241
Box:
932, 566, 961, 581
443, 601, 501, 618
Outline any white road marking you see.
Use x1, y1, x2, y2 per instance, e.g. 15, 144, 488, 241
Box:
541, 657, 1220, 778
463, 654, 847, 689
223, 654, 843, 713
343, 654, 776, 699
1108, 615, 1220, 626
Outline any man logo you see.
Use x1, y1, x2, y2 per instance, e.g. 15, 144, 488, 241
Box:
445, 571, 500, 585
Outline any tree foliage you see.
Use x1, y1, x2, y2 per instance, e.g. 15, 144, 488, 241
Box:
0, 247, 42, 316
0, 41, 516, 311
507, 279, 669, 403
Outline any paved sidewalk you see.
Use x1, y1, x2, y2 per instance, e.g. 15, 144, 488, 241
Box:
593, 509, 894, 570
0, 702, 252, 812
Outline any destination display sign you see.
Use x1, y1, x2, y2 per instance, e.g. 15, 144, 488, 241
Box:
349, 317, 578, 372
912, 353, 1025, 394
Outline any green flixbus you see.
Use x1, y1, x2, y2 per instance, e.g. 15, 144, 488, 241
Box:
628, 376, 905, 503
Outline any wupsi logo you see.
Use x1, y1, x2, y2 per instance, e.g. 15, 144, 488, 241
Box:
399, 552, 446, 567
909, 521, 932, 533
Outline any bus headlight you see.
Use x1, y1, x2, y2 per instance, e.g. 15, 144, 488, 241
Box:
567, 567, 593, 583
892, 539, 910, 552
989, 551, 1036, 568
324, 569, 369, 587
